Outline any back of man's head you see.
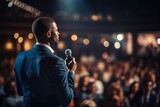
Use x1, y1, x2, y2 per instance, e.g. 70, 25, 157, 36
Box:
32, 17, 55, 43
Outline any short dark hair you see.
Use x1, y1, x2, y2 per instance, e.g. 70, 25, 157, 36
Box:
32, 17, 55, 42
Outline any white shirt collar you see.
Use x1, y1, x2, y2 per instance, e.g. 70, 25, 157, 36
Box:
36, 42, 54, 53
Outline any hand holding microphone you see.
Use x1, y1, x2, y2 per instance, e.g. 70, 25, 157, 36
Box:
65, 49, 77, 72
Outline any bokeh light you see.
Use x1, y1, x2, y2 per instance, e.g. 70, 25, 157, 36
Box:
57, 41, 65, 50
157, 38, 160, 44
5, 41, 13, 50
24, 40, 32, 51
91, 14, 102, 21
91, 15, 98, 21
8, 2, 13, 7
14, 33, 19, 39
114, 42, 121, 49
18, 37, 23, 43
83, 39, 90, 45
71, 34, 78, 41
28, 33, 34, 39
103, 40, 109, 47
117, 34, 124, 41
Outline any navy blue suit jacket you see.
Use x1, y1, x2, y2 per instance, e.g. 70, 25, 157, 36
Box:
14, 45, 75, 107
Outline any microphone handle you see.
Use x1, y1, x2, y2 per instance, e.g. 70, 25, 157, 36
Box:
66, 56, 73, 69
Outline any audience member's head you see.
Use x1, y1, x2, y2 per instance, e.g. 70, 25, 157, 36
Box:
108, 82, 124, 101
79, 75, 90, 92
146, 80, 153, 92
8, 80, 18, 96
129, 81, 140, 93
80, 99, 97, 107
87, 81, 96, 94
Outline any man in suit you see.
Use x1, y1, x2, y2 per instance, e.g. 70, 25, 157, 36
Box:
14, 17, 77, 107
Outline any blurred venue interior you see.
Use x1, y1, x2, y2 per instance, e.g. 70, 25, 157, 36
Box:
1, 0, 160, 60
0, 0, 160, 107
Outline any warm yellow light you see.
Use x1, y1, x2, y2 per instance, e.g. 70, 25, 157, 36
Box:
91, 14, 102, 21
5, 41, 13, 50
24, 40, 32, 51
18, 37, 23, 43
126, 33, 133, 55
71, 34, 78, 41
57, 41, 65, 50
147, 36, 153, 43
28, 33, 33, 39
14, 33, 19, 39
103, 41, 109, 47
83, 39, 90, 45
137, 34, 157, 47
91, 15, 99, 21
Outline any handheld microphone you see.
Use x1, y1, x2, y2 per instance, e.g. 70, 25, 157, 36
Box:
65, 49, 72, 58
65, 49, 73, 69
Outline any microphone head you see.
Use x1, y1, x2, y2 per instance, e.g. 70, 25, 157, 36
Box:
65, 49, 72, 57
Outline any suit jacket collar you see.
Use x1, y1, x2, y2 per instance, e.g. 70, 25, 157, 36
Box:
35, 42, 54, 53
33, 44, 54, 54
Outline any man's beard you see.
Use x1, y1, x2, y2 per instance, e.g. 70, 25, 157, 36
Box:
50, 39, 59, 48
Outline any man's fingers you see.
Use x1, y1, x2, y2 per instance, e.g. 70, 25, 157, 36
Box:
72, 57, 76, 63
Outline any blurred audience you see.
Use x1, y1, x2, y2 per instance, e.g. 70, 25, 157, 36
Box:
2, 80, 23, 107
80, 81, 103, 107
141, 80, 157, 107
0, 54, 160, 107
104, 82, 130, 107
91, 71, 104, 95
127, 81, 141, 107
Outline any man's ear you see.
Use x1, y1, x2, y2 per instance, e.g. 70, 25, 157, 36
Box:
47, 31, 51, 38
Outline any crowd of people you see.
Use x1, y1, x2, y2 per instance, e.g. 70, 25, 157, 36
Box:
72, 55, 160, 107
0, 54, 160, 107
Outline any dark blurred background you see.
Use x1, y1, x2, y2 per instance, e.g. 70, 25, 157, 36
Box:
0, 0, 160, 107
1, 0, 160, 59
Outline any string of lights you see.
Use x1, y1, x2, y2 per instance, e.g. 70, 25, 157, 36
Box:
6, 0, 41, 17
